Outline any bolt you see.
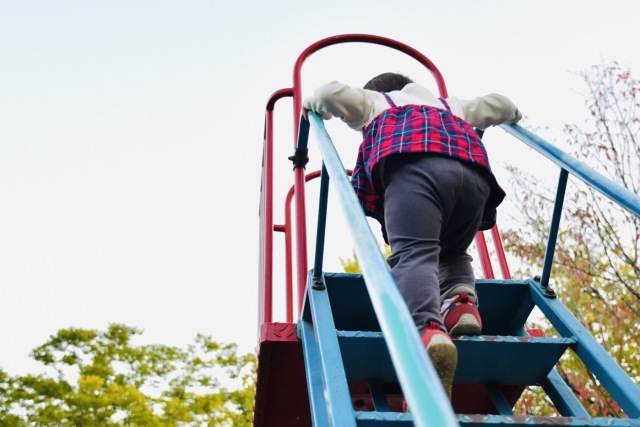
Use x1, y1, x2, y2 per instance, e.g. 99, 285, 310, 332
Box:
354, 399, 365, 408
534, 275, 541, 282
542, 286, 558, 299
312, 279, 325, 290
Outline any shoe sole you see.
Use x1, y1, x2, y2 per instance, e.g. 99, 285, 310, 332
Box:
426, 336, 458, 399
448, 313, 481, 336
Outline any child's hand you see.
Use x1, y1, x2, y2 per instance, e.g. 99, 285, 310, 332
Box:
302, 106, 309, 120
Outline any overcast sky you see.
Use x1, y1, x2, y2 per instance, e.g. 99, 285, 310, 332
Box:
2, 1, 640, 375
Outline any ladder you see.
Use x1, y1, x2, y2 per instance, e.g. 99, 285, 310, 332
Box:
254, 35, 640, 427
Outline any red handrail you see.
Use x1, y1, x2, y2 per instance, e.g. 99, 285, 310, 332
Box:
259, 34, 510, 326
290, 34, 449, 297
492, 225, 511, 279
274, 169, 353, 322
259, 88, 293, 326
475, 231, 495, 280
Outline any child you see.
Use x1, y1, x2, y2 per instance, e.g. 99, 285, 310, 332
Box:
303, 72, 521, 398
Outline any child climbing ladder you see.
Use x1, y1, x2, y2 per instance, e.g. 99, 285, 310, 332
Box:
303, 72, 522, 397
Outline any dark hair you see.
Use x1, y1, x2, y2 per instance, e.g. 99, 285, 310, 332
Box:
363, 72, 414, 92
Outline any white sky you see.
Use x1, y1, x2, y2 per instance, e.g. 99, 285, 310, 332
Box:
2, 1, 640, 375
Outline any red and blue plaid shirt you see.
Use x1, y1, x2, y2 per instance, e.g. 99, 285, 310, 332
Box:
352, 94, 505, 242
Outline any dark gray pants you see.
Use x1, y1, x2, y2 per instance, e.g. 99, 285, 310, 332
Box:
382, 154, 490, 329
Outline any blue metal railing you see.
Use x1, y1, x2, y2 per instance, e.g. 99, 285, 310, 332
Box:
500, 123, 640, 418
301, 116, 640, 424
501, 124, 640, 219
528, 278, 640, 417
306, 112, 459, 427
500, 123, 640, 290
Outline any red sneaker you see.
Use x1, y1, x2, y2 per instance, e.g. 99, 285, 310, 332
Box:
420, 322, 457, 400
441, 293, 482, 336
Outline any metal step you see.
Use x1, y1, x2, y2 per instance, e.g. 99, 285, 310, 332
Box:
353, 412, 640, 426
307, 273, 536, 336
454, 335, 575, 384
336, 330, 575, 385
298, 272, 640, 423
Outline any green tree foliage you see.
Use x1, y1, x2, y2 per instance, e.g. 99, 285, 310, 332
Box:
503, 62, 640, 417
339, 244, 391, 274
0, 324, 255, 426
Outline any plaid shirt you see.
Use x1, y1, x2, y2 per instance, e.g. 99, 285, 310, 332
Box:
352, 94, 505, 242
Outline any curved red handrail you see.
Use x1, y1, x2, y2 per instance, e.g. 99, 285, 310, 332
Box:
290, 34, 450, 298
260, 89, 293, 326
292, 34, 449, 132
266, 88, 294, 112
260, 34, 507, 326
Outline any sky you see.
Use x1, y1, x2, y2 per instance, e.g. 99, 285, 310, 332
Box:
2, 1, 640, 376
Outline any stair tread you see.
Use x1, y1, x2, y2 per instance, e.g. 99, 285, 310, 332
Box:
338, 330, 575, 344
354, 411, 640, 426
337, 331, 573, 385
308, 273, 535, 336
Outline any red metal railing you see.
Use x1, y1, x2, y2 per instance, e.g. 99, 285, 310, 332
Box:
259, 34, 511, 327
290, 35, 449, 305
273, 169, 354, 322
259, 88, 293, 325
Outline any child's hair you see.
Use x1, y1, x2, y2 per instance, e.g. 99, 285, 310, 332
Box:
363, 72, 414, 92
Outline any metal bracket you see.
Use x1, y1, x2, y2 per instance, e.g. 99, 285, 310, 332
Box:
288, 148, 309, 170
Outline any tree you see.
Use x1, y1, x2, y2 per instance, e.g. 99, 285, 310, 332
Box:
0, 324, 256, 426
503, 61, 640, 417
339, 244, 391, 274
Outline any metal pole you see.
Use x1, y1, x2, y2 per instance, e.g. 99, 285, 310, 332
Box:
502, 124, 640, 220
540, 169, 569, 288
312, 164, 330, 282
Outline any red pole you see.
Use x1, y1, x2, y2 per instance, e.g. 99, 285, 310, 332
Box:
282, 171, 352, 318
260, 89, 293, 326
292, 81, 308, 304
491, 225, 511, 279
271, 223, 290, 322
258, 152, 265, 326
284, 187, 295, 322
293, 171, 308, 302
474, 231, 495, 279
263, 110, 274, 323
284, 172, 320, 318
